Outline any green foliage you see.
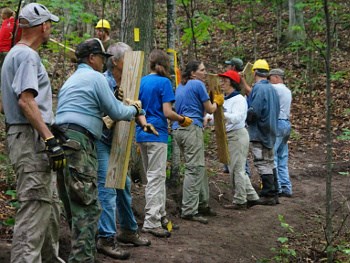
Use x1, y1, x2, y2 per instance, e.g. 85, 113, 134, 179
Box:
337, 128, 350, 141
203, 128, 211, 149
290, 129, 302, 141
177, 0, 234, 48
330, 71, 347, 81
258, 215, 297, 263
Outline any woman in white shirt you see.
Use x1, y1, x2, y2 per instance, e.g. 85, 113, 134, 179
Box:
218, 70, 261, 210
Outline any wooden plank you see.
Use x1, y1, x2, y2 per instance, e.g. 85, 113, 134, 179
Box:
207, 74, 230, 165
49, 38, 76, 59
105, 51, 144, 189
240, 62, 254, 95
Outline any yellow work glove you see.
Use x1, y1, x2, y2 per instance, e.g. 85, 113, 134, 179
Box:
179, 115, 193, 127
45, 136, 66, 171
213, 93, 224, 106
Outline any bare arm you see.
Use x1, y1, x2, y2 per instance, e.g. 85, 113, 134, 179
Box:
163, 102, 184, 122
203, 100, 218, 114
18, 91, 53, 140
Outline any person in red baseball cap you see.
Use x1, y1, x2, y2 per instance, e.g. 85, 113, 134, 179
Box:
217, 70, 262, 210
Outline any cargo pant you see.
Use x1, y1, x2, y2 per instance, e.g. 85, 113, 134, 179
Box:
250, 141, 276, 196
57, 130, 100, 263
7, 125, 64, 263
173, 125, 208, 216
227, 128, 259, 204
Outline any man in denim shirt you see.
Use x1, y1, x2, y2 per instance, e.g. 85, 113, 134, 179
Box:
246, 59, 280, 205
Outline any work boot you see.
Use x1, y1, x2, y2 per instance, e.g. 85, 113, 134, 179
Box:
117, 229, 151, 246
259, 196, 277, 206
96, 237, 130, 260
247, 199, 263, 208
223, 203, 247, 210
198, 206, 217, 216
141, 226, 171, 238
260, 174, 275, 197
161, 216, 180, 230
181, 213, 208, 224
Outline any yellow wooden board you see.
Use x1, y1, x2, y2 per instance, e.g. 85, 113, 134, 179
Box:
240, 62, 254, 95
106, 51, 144, 189
207, 74, 230, 165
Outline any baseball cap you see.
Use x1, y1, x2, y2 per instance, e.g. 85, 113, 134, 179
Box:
224, 58, 244, 71
75, 38, 113, 59
218, 70, 241, 84
269, 68, 285, 77
19, 3, 59, 28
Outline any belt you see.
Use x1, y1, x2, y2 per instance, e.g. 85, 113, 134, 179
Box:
61, 123, 95, 141
278, 119, 289, 121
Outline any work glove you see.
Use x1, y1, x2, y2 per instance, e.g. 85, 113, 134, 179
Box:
179, 115, 193, 127
213, 93, 224, 106
103, 115, 116, 129
114, 87, 124, 101
50, 123, 69, 144
45, 136, 66, 171
143, 123, 159, 136
125, 98, 145, 116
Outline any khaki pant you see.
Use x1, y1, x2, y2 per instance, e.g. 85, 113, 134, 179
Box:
173, 125, 208, 216
227, 128, 259, 204
139, 142, 167, 228
7, 125, 64, 263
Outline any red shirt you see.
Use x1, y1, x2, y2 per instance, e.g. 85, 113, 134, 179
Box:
0, 17, 22, 52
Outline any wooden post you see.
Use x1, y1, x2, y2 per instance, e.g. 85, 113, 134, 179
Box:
207, 74, 230, 165
105, 51, 144, 189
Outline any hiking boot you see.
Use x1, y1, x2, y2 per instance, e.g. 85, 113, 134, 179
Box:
117, 229, 151, 246
161, 216, 180, 231
141, 226, 171, 238
198, 206, 217, 216
223, 203, 247, 210
181, 213, 208, 224
247, 199, 263, 208
96, 237, 130, 260
259, 196, 277, 206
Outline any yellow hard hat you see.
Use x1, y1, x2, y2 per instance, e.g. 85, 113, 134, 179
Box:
252, 59, 270, 72
95, 19, 111, 30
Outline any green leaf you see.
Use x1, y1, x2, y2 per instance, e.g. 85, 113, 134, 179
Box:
277, 237, 288, 244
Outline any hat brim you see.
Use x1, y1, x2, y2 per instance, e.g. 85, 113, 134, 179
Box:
50, 14, 60, 23
224, 60, 232, 65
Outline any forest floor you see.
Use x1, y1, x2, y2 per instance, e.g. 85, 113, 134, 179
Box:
0, 128, 349, 263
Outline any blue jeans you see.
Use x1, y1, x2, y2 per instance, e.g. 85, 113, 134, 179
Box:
96, 140, 138, 238
274, 120, 292, 195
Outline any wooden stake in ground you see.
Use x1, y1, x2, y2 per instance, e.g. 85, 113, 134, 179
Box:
207, 74, 230, 165
106, 51, 144, 189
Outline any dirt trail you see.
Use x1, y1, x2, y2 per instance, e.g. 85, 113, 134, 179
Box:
0, 144, 349, 263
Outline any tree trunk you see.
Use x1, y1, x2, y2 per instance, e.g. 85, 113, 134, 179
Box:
120, 0, 154, 75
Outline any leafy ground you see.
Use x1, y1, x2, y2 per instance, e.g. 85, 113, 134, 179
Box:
1, 1, 350, 262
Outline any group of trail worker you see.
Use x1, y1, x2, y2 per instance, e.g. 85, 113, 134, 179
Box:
0, 3, 292, 262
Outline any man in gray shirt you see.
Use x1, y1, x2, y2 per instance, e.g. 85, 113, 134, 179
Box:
1, 3, 65, 262
269, 68, 292, 197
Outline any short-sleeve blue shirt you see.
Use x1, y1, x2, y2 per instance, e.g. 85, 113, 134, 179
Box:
172, 79, 210, 129
136, 74, 175, 143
